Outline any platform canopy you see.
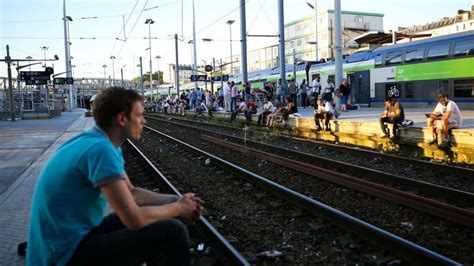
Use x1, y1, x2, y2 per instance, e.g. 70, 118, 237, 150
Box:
353, 31, 432, 45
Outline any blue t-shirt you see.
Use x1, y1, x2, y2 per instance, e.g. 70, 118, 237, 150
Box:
27, 126, 126, 266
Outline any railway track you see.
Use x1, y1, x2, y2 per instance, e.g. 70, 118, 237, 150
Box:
142, 116, 474, 263
145, 114, 474, 192
129, 125, 463, 264
123, 139, 249, 265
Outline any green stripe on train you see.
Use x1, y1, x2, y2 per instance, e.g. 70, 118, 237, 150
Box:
395, 57, 474, 81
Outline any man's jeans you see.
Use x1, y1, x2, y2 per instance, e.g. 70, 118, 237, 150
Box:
67, 213, 190, 266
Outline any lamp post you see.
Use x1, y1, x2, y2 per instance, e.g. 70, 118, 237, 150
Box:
306, 1, 319, 61
102, 64, 107, 86
63, 2, 74, 111
226, 20, 235, 75
40, 46, 49, 68
110, 56, 116, 85
121, 65, 125, 87
155, 55, 161, 88
192, 0, 198, 90
145, 18, 155, 97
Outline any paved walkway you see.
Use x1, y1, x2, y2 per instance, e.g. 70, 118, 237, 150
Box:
0, 109, 93, 265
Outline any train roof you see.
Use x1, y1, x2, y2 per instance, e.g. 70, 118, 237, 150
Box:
343, 30, 474, 63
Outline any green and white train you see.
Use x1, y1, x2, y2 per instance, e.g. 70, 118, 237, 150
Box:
309, 30, 474, 109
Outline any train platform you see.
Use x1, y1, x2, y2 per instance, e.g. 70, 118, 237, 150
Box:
182, 105, 474, 164
0, 109, 94, 264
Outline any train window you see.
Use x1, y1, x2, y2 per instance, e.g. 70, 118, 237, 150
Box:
404, 48, 424, 62
374, 53, 383, 66
454, 79, 474, 98
453, 40, 474, 57
385, 51, 402, 65
427, 43, 450, 60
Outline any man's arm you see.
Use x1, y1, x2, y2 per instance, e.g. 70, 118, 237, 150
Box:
123, 176, 178, 206
102, 178, 203, 230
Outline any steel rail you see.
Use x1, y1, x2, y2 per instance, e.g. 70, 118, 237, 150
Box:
201, 134, 474, 229
145, 115, 474, 205
125, 139, 250, 266
144, 114, 474, 179
143, 125, 461, 265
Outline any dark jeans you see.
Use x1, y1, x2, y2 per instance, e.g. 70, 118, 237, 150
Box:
230, 97, 237, 112
258, 110, 272, 125
244, 109, 257, 122
380, 116, 404, 135
67, 213, 190, 266
314, 112, 333, 129
300, 93, 307, 108
290, 93, 297, 107
281, 108, 295, 122
230, 110, 242, 123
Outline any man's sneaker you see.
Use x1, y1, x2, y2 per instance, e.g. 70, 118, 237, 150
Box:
314, 126, 322, 132
427, 138, 437, 145
379, 133, 389, 138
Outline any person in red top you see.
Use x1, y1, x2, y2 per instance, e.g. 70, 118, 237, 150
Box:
244, 98, 257, 123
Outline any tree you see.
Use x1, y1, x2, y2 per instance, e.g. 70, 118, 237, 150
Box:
132, 71, 163, 84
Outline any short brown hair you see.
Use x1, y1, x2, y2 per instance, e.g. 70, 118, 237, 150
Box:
93, 87, 143, 129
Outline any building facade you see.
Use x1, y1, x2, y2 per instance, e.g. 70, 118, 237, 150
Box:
227, 9, 384, 74
399, 5, 474, 38
163, 64, 193, 85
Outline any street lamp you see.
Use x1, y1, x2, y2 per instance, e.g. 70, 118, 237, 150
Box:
226, 20, 235, 75
145, 18, 155, 97
40, 46, 49, 67
26, 56, 33, 71
102, 64, 107, 84
306, 1, 319, 61
155, 55, 161, 87
110, 56, 116, 85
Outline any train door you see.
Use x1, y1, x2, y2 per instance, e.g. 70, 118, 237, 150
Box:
347, 70, 370, 104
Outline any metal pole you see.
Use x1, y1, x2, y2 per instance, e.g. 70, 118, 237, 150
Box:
334, 0, 343, 88
293, 49, 296, 81
156, 56, 160, 89
211, 57, 215, 94
6, 45, 15, 121
240, 0, 248, 84
148, 23, 153, 97
63, 0, 73, 111
139, 57, 144, 96
314, 0, 319, 61
121, 68, 124, 87
192, 0, 198, 90
174, 34, 180, 96
278, 0, 287, 89
111, 56, 115, 85
220, 58, 223, 89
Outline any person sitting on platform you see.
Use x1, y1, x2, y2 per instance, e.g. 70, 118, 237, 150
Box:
257, 97, 274, 127
194, 100, 207, 117
244, 98, 257, 123
314, 98, 337, 131
27, 87, 204, 266
379, 97, 404, 139
426, 94, 463, 145
229, 97, 247, 124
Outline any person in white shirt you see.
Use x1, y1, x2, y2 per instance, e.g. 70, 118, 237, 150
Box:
311, 77, 321, 105
314, 98, 336, 131
223, 82, 232, 112
257, 97, 274, 126
427, 94, 463, 145
229, 98, 247, 124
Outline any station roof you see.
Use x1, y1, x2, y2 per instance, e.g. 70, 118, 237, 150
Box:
353, 31, 432, 45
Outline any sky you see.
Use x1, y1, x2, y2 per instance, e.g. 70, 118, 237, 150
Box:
1, 0, 473, 80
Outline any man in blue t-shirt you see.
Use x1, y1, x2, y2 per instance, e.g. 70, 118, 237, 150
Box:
27, 87, 204, 266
